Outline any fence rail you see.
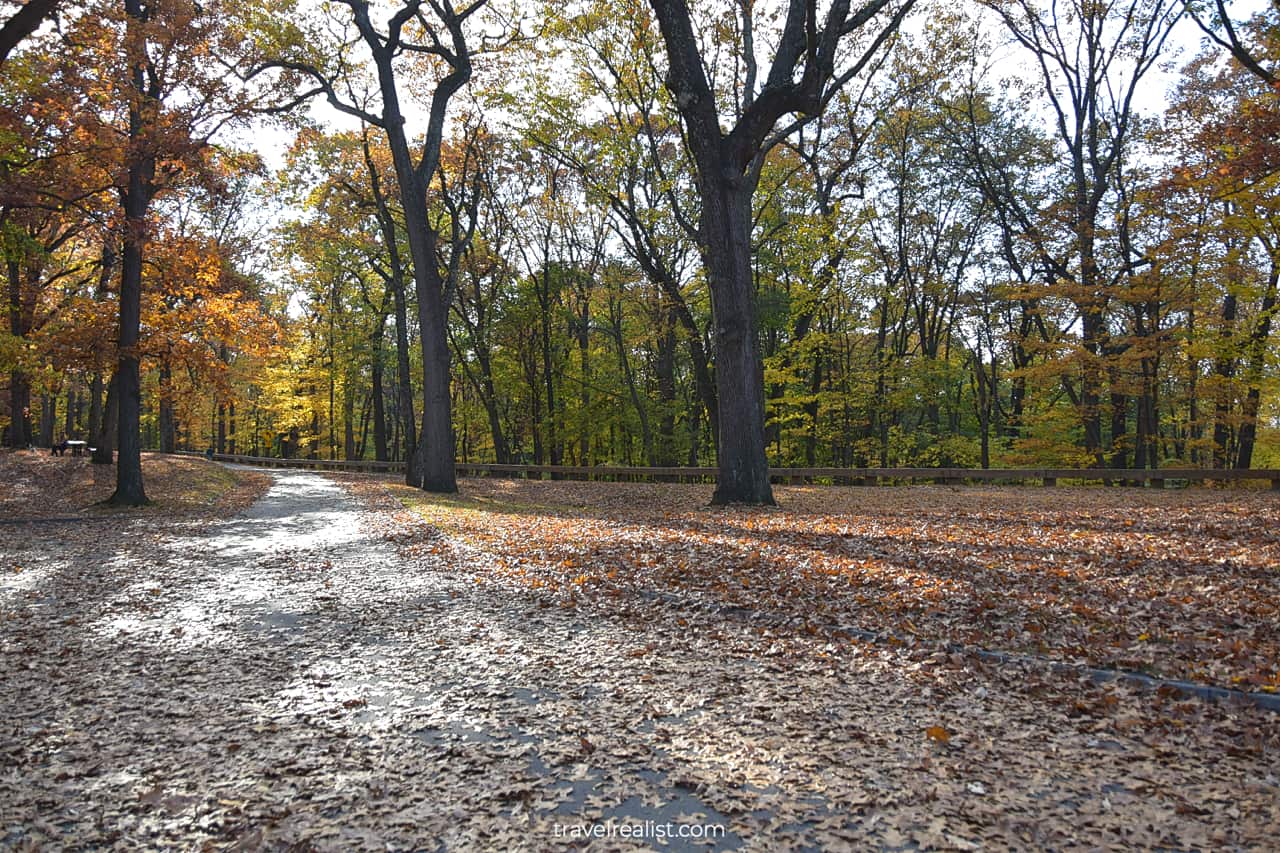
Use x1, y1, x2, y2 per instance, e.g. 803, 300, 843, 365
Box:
174, 451, 1280, 489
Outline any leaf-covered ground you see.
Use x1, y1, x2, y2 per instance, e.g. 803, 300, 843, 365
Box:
382, 478, 1280, 693
0, 449, 268, 519
2, 470, 1278, 850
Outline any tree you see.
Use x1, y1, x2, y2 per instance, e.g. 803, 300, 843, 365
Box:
647, 0, 914, 503
980, 0, 1181, 466
270, 0, 503, 493
1183, 1, 1277, 86
0, 0, 61, 66
95, 0, 298, 503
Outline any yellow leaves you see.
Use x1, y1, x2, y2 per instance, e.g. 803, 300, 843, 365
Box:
925, 725, 951, 743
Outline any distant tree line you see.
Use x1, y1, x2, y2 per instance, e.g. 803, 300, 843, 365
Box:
2, 0, 1278, 504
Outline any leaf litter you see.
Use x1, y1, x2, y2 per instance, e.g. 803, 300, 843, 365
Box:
1, 471, 1277, 850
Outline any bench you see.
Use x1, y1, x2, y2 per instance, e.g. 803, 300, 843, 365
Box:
52, 440, 87, 457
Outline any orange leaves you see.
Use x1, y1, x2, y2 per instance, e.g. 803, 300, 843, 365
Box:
925, 725, 951, 743
390, 478, 1280, 693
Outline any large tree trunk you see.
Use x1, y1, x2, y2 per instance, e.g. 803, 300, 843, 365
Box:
6, 371, 31, 448
702, 177, 773, 504
379, 102, 455, 491
411, 226, 457, 492
109, 212, 147, 504
6, 260, 32, 448
108, 0, 153, 506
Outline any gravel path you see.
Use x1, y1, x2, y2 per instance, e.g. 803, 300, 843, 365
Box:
2, 469, 1277, 850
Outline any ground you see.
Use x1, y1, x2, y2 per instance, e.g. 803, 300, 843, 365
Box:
0, 449, 267, 519
1, 461, 1278, 850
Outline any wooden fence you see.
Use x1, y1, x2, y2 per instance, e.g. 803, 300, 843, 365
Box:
175, 451, 1280, 489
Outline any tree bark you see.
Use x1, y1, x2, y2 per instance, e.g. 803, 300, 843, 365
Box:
648, 0, 911, 500
6, 260, 33, 447
158, 360, 176, 453
39, 393, 54, 446
108, 0, 155, 506
698, 174, 773, 503
1236, 264, 1278, 468
372, 344, 389, 462
0, 0, 60, 66
92, 373, 118, 464
370, 37, 460, 492
1211, 291, 1239, 468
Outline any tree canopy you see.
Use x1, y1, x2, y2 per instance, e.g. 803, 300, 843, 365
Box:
3, 0, 1280, 502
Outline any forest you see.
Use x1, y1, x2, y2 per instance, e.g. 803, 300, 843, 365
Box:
2, 0, 1278, 505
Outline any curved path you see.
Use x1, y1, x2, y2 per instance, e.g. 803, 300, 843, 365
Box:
1, 469, 1276, 850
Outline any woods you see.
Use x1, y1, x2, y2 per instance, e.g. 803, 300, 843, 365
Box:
2, 0, 1279, 504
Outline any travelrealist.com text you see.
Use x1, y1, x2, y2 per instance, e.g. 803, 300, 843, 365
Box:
552, 820, 728, 841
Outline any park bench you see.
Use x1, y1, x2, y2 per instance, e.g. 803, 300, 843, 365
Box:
50, 440, 87, 456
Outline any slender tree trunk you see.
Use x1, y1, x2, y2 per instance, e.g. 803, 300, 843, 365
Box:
1211, 291, 1239, 468
343, 383, 357, 460
92, 373, 118, 464
1080, 306, 1105, 466
87, 372, 103, 451
64, 383, 77, 438
654, 308, 678, 466
612, 303, 653, 466
1109, 390, 1128, 470
1136, 359, 1158, 470
217, 402, 227, 454
475, 352, 509, 463
537, 264, 563, 475
158, 360, 176, 453
372, 356, 389, 462
39, 393, 54, 446
577, 305, 590, 466
1236, 265, 1277, 468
